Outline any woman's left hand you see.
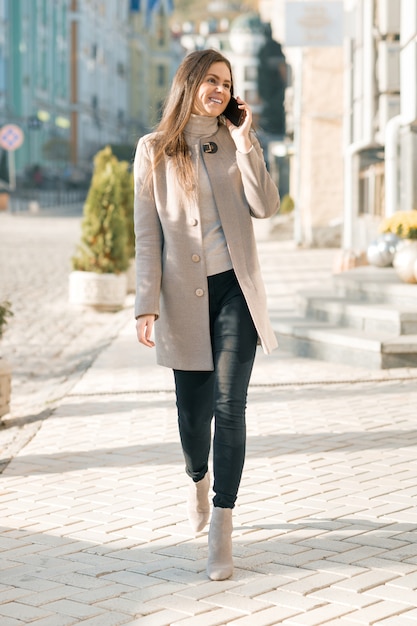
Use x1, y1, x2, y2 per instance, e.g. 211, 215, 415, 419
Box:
225, 97, 253, 154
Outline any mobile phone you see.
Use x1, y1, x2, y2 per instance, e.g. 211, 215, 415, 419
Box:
223, 97, 244, 126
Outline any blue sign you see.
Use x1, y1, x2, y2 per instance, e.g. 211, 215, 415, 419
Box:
130, 0, 174, 22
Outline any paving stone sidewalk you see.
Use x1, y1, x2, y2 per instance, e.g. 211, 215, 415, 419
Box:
2, 211, 417, 625
0, 211, 133, 469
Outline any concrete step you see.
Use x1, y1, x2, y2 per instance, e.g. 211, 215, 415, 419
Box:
333, 266, 417, 307
296, 292, 417, 335
273, 314, 417, 369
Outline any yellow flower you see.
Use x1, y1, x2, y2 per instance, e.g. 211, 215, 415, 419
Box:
379, 210, 417, 240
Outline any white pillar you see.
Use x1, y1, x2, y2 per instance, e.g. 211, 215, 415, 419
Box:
384, 114, 403, 217
343, 0, 377, 249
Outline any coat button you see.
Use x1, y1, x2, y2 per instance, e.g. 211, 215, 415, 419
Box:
195, 288, 204, 297
191, 254, 200, 263
190, 218, 198, 226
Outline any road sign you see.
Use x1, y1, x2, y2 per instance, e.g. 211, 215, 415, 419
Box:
0, 124, 24, 151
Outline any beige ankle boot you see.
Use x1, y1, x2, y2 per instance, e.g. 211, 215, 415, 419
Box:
207, 506, 233, 580
187, 472, 210, 533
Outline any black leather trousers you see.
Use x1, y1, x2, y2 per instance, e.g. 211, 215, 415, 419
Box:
174, 269, 258, 509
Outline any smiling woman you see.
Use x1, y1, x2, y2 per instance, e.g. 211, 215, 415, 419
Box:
132, 49, 280, 581
191, 63, 232, 117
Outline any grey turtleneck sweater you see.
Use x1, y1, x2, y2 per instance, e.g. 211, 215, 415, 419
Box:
184, 114, 233, 277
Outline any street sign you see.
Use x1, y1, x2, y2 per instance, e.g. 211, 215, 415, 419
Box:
285, 1, 344, 47
0, 124, 24, 151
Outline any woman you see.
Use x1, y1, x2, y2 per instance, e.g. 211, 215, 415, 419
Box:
134, 49, 279, 581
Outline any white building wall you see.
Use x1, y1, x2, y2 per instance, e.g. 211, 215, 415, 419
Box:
259, 0, 284, 42
344, 0, 417, 249
260, 0, 417, 249
399, 0, 417, 212
400, 0, 417, 125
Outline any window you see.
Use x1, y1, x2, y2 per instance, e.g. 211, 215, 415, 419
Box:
244, 89, 260, 105
157, 6, 166, 46
244, 65, 258, 81
41, 47, 47, 90
42, 0, 48, 24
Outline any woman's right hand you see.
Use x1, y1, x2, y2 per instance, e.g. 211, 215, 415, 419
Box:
226, 96, 253, 154
136, 314, 156, 348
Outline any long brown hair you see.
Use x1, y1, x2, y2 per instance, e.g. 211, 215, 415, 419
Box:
149, 49, 234, 196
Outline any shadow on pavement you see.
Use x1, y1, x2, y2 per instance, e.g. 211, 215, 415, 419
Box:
4, 427, 417, 476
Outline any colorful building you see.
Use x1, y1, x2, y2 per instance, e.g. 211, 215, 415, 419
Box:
0, 0, 177, 180
1, 0, 71, 176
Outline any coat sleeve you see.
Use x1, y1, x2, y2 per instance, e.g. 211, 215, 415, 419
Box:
133, 136, 163, 319
236, 132, 280, 219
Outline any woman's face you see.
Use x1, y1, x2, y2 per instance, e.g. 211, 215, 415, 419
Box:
191, 62, 232, 117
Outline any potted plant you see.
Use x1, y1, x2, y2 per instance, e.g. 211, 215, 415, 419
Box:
379, 209, 417, 241
69, 146, 130, 310
379, 210, 417, 283
0, 301, 13, 418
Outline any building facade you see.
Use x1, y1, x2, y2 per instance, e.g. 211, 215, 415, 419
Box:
0, 0, 177, 180
260, 0, 417, 251
343, 0, 417, 252
1, 0, 71, 176
129, 0, 180, 139
259, 0, 345, 247
70, 0, 130, 168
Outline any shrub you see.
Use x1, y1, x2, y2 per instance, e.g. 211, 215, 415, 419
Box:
280, 194, 295, 214
72, 146, 130, 274
117, 160, 134, 260
0, 301, 13, 341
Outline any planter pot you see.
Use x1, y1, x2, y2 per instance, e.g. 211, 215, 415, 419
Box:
367, 233, 400, 267
333, 249, 368, 273
69, 270, 127, 311
0, 192, 9, 211
0, 358, 12, 418
393, 240, 417, 284
126, 258, 136, 294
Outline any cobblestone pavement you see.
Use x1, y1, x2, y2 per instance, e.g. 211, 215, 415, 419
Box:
0, 209, 133, 469
1, 210, 417, 625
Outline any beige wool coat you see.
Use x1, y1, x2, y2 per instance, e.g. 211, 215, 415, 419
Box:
133, 122, 280, 370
